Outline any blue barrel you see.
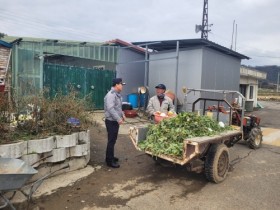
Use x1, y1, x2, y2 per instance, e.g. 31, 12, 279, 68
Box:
127, 93, 138, 108
140, 94, 147, 107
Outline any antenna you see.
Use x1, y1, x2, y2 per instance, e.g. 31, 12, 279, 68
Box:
195, 0, 212, 39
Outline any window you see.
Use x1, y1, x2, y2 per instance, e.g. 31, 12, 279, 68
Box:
249, 86, 254, 99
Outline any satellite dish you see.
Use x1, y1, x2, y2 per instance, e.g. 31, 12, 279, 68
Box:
195, 25, 202, 33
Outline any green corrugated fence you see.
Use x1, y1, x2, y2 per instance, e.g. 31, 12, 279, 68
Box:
43, 63, 115, 109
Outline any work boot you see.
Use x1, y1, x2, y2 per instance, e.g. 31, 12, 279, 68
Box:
105, 157, 119, 163
107, 161, 120, 168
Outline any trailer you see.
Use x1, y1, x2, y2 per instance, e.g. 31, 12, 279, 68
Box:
129, 89, 262, 183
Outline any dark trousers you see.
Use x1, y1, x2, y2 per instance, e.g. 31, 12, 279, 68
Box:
105, 119, 119, 163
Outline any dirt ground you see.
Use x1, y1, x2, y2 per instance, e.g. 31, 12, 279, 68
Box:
14, 112, 152, 209
27, 120, 169, 210
17, 101, 280, 210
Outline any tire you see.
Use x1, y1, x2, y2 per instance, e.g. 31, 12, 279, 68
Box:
205, 144, 230, 183
248, 127, 263, 149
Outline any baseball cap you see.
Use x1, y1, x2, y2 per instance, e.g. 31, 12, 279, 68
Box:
112, 78, 126, 86
155, 84, 166, 90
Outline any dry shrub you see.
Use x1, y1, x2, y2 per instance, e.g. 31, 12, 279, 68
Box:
0, 90, 93, 144
40, 91, 92, 134
0, 92, 11, 122
0, 92, 15, 143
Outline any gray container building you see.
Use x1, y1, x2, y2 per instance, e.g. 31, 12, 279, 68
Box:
133, 39, 249, 110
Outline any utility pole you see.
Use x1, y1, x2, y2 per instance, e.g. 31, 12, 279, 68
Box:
230, 20, 235, 50
235, 23, 237, 51
277, 71, 280, 92
201, 0, 209, 39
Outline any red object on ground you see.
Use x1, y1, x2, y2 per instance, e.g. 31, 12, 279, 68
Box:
124, 110, 138, 118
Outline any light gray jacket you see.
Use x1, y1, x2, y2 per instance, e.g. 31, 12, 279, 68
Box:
104, 87, 124, 122
146, 95, 175, 116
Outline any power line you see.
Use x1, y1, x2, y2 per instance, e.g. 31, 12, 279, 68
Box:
209, 32, 280, 61
0, 9, 120, 42
249, 55, 280, 59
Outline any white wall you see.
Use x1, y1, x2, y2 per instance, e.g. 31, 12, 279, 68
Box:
240, 76, 259, 107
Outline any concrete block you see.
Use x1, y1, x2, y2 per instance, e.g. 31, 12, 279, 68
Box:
69, 144, 88, 157
65, 147, 71, 158
78, 130, 90, 144
22, 141, 28, 155
49, 162, 70, 177
21, 153, 40, 167
0, 141, 26, 158
85, 141, 90, 163
27, 136, 55, 154
56, 133, 78, 148
47, 148, 66, 163
29, 164, 51, 183
68, 157, 87, 171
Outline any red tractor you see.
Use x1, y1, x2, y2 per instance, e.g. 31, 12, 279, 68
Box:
231, 106, 262, 149
187, 88, 263, 149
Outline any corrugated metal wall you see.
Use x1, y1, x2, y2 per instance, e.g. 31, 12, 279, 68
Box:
45, 56, 116, 71
149, 48, 203, 105
116, 48, 145, 102
201, 48, 240, 91
12, 41, 118, 98
43, 63, 115, 109
148, 47, 242, 111
19, 41, 118, 62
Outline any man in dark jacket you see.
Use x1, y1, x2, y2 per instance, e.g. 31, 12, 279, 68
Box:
104, 78, 126, 168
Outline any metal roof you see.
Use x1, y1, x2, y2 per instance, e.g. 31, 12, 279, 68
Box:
132, 38, 249, 60
104, 39, 145, 54
1, 36, 118, 63
1, 36, 102, 46
0, 40, 12, 48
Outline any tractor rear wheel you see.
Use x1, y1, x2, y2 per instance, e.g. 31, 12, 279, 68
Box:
205, 144, 230, 183
248, 127, 263, 149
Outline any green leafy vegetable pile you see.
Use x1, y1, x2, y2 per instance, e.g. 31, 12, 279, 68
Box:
138, 112, 232, 158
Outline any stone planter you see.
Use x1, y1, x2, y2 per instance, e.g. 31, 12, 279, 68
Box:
0, 130, 90, 178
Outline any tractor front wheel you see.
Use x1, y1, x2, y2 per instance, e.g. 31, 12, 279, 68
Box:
248, 127, 263, 149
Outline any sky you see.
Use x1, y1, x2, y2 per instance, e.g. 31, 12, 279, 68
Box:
0, 0, 279, 67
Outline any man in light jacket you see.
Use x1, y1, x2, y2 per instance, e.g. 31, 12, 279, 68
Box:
147, 84, 175, 118
104, 78, 126, 168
